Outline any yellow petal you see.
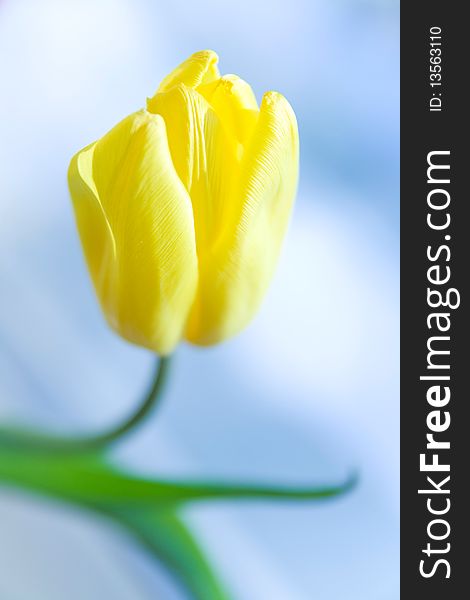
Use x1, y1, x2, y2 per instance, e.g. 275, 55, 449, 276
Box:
68, 110, 198, 355
149, 50, 220, 97
186, 91, 299, 345
148, 84, 239, 254
68, 142, 117, 296
197, 74, 259, 145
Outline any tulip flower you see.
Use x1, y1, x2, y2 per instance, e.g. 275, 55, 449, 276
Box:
68, 50, 299, 355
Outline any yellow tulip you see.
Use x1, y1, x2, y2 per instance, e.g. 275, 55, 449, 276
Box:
68, 50, 299, 355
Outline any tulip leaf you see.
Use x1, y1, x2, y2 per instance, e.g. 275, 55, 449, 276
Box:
0, 439, 355, 600
105, 508, 231, 600
0, 445, 356, 508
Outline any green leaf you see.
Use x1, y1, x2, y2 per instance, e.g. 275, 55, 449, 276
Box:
0, 440, 355, 600
0, 446, 356, 508
0, 449, 232, 599
106, 508, 231, 600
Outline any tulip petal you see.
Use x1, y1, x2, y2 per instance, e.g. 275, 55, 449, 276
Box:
150, 50, 220, 96
186, 92, 299, 345
68, 111, 198, 354
68, 142, 117, 296
148, 84, 239, 254
197, 74, 259, 145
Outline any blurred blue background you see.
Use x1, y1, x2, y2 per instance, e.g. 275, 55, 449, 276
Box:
0, 0, 399, 598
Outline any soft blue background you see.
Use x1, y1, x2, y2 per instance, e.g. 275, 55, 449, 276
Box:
0, 0, 399, 598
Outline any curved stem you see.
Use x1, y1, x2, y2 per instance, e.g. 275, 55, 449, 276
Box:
87, 355, 172, 449
0, 355, 171, 453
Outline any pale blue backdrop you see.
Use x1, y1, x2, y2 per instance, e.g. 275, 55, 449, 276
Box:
0, 0, 399, 598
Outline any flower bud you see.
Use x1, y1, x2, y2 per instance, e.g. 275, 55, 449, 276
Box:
69, 50, 299, 354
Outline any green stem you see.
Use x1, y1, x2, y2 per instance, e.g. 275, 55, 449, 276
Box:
0, 356, 171, 453
90, 355, 172, 448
